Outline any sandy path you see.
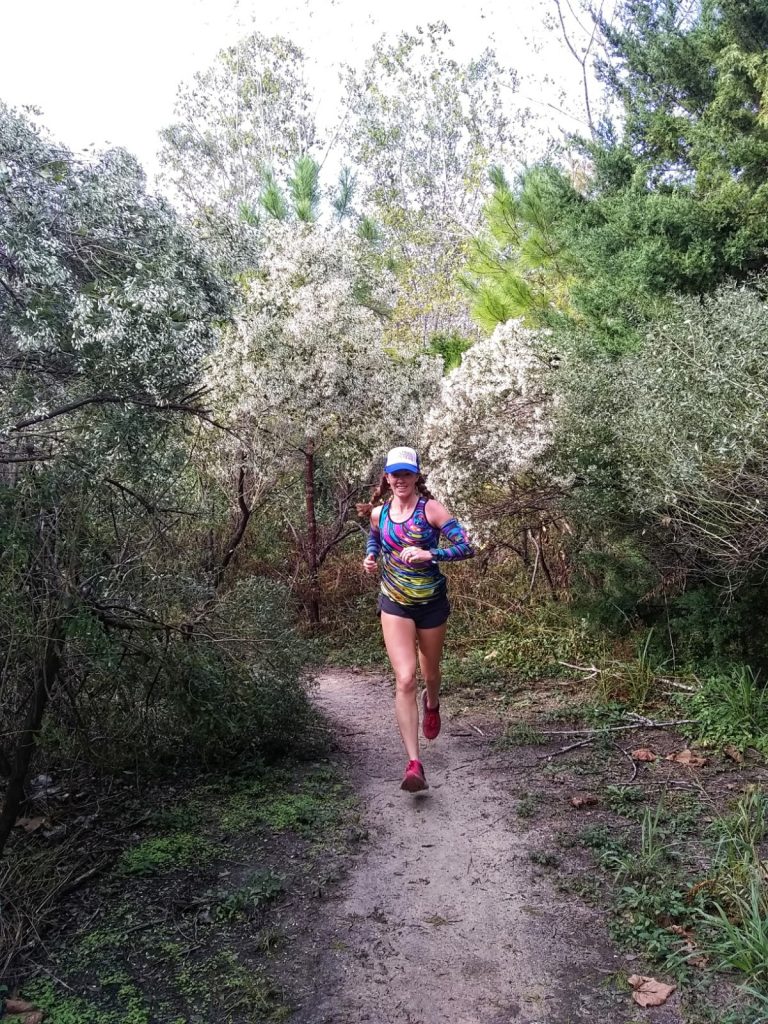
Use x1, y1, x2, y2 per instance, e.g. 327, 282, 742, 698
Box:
289, 668, 683, 1024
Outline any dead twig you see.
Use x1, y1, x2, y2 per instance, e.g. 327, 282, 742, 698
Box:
538, 719, 698, 737
613, 742, 639, 783
537, 736, 596, 759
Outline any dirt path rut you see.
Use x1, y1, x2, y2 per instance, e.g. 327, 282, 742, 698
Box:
283, 668, 687, 1024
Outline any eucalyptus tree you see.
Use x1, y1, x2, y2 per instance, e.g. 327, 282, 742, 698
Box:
340, 22, 523, 351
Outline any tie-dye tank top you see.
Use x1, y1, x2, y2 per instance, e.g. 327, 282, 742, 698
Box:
379, 497, 446, 606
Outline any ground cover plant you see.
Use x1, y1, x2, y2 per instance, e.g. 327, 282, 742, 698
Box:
6, 761, 362, 1023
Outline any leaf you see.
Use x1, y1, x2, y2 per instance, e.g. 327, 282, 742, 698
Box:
723, 745, 744, 763
628, 974, 676, 1007
14, 817, 46, 833
665, 749, 707, 767
5, 1000, 36, 1014
631, 748, 657, 762
571, 793, 598, 808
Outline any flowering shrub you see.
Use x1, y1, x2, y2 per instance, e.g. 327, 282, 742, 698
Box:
550, 281, 768, 588
423, 319, 554, 538
214, 220, 442, 485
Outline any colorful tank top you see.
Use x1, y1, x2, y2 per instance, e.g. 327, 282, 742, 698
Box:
379, 497, 446, 606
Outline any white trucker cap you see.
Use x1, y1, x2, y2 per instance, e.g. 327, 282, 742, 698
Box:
385, 446, 420, 473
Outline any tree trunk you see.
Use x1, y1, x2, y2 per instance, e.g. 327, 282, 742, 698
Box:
0, 626, 64, 857
304, 439, 320, 625
214, 449, 252, 588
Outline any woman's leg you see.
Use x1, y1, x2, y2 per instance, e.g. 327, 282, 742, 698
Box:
416, 621, 448, 711
380, 612, 420, 761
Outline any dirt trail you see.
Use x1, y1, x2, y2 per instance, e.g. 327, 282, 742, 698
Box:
288, 668, 684, 1024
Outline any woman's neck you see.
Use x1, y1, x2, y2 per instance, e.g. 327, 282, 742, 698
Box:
390, 493, 418, 517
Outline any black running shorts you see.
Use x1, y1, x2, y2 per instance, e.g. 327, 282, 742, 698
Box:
377, 592, 450, 629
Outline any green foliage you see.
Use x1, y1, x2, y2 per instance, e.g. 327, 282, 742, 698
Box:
604, 785, 646, 819
611, 881, 696, 960
116, 834, 218, 877
709, 787, 768, 857
466, 163, 577, 331
216, 765, 353, 842
22, 978, 150, 1024
495, 722, 546, 748
425, 331, 472, 372
341, 21, 519, 349
462, 2, 768, 682
490, 606, 600, 681
529, 850, 560, 868
699, 875, 768, 992
159, 32, 316, 224
215, 870, 284, 921
685, 666, 768, 753
516, 793, 539, 818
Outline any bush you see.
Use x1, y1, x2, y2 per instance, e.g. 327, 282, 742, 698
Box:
685, 667, 768, 755
39, 577, 322, 771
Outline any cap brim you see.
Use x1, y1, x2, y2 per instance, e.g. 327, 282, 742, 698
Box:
385, 463, 419, 473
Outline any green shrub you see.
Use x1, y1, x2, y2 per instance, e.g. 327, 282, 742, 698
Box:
685, 666, 768, 753
41, 577, 323, 771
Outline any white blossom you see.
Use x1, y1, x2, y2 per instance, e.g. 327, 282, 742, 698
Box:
423, 318, 552, 537
211, 220, 442, 488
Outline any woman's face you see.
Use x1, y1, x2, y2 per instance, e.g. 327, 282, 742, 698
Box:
387, 470, 418, 499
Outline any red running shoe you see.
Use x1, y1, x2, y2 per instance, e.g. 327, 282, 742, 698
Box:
400, 759, 428, 792
422, 691, 441, 740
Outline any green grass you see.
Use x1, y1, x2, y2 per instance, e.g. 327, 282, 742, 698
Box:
495, 722, 546, 748
698, 875, 768, 992
21, 978, 150, 1024
516, 792, 539, 819
116, 833, 218, 877
685, 666, 768, 754
217, 765, 354, 840
604, 784, 646, 818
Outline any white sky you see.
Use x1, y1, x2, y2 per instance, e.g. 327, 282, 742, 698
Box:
0, 0, 596, 185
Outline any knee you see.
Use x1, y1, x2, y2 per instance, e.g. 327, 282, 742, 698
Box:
394, 670, 417, 696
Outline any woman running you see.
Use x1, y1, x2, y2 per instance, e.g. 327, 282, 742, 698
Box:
360, 446, 475, 792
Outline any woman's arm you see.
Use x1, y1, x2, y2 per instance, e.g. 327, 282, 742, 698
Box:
363, 506, 383, 572
366, 506, 383, 556
425, 499, 475, 561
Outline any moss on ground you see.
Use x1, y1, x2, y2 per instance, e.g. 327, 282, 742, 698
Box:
18, 760, 361, 1024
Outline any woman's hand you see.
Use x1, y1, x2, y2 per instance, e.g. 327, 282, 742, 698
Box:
400, 546, 433, 565
363, 554, 378, 574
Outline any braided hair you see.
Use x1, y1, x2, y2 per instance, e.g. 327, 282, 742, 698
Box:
356, 472, 434, 519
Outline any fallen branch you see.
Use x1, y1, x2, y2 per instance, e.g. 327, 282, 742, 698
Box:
537, 736, 596, 759
537, 719, 698, 737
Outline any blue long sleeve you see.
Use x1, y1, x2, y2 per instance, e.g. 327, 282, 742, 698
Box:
366, 526, 382, 558
429, 519, 474, 562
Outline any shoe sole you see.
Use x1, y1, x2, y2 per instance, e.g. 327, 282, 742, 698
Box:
400, 773, 429, 793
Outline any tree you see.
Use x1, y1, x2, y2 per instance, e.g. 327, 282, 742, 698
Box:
159, 32, 317, 264
422, 320, 563, 592
0, 106, 317, 861
458, 2, 768, 655
341, 22, 522, 350
212, 220, 442, 622
464, 163, 579, 332
468, 2, 768, 346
